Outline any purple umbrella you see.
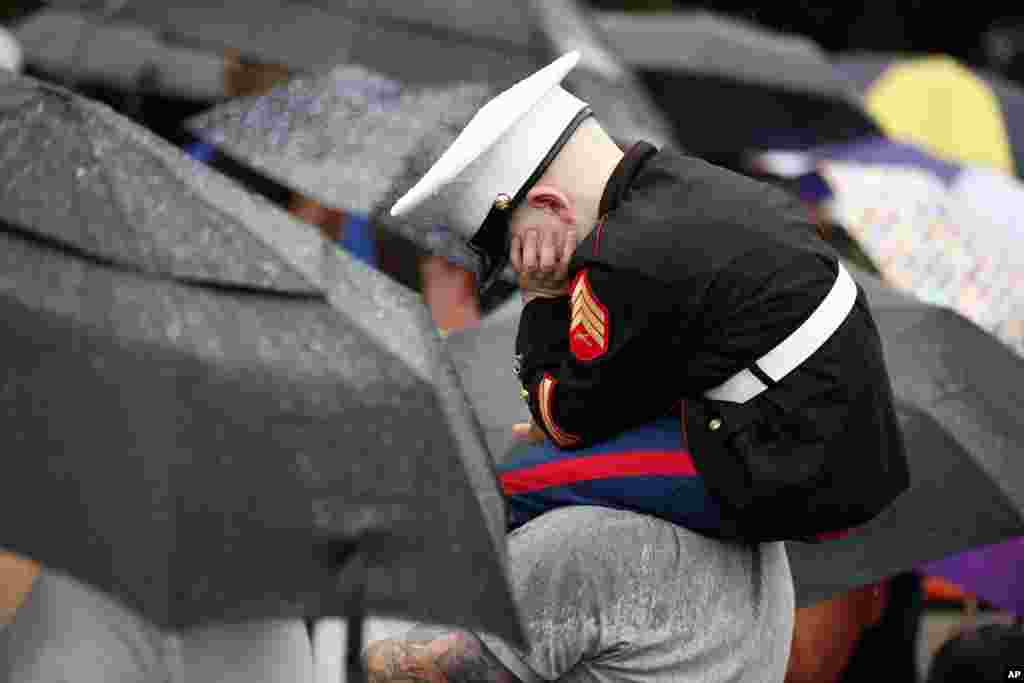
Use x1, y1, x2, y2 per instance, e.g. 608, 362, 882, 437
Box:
922, 537, 1024, 615
809, 136, 963, 183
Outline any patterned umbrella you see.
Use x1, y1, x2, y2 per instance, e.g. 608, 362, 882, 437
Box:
756, 136, 1024, 357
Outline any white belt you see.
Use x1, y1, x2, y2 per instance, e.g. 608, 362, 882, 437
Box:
704, 261, 857, 404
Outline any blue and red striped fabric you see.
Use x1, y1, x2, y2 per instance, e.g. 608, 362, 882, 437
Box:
497, 416, 726, 536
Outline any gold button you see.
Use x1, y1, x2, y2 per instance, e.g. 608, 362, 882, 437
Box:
708, 418, 722, 431
494, 193, 512, 211
520, 387, 530, 403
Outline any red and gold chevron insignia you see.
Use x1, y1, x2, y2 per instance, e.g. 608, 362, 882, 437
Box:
570, 269, 609, 361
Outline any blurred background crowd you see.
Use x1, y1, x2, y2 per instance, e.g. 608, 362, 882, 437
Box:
1, 1, 1023, 681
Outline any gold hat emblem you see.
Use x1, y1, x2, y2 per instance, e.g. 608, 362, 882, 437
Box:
493, 193, 513, 211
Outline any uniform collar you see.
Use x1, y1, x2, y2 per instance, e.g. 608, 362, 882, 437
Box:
572, 140, 658, 266
598, 140, 660, 217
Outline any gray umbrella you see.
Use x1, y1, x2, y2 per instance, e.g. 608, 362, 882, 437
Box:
101, 0, 536, 83
0, 70, 523, 646
12, 8, 228, 100
590, 10, 880, 163
444, 264, 1024, 607
188, 63, 497, 275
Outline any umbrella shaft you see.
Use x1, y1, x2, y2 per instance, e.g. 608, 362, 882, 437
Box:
346, 613, 365, 683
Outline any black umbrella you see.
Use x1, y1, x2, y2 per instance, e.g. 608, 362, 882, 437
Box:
443, 265, 1024, 607
591, 10, 880, 166
0, 70, 523, 648
787, 268, 1024, 606
445, 299, 530, 460
526, 0, 676, 149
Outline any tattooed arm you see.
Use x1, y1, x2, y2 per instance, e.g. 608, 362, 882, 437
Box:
364, 625, 523, 683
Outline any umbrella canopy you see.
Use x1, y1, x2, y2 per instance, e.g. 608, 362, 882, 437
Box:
921, 536, 1024, 616
756, 136, 1024, 357
0, 70, 523, 645
837, 53, 1024, 176
443, 264, 1024, 607
185, 0, 676, 277
526, 0, 676, 149
188, 63, 497, 275
787, 268, 1024, 605
12, 8, 228, 100
444, 298, 529, 460
106, 0, 535, 81
590, 10, 879, 164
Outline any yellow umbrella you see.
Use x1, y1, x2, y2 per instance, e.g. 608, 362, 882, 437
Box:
860, 55, 1015, 174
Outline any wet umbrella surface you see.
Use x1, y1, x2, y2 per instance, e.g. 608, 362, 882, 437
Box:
0, 71, 523, 646
786, 269, 1024, 606
190, 64, 496, 272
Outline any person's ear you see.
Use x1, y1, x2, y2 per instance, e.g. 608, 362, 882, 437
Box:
524, 184, 576, 226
